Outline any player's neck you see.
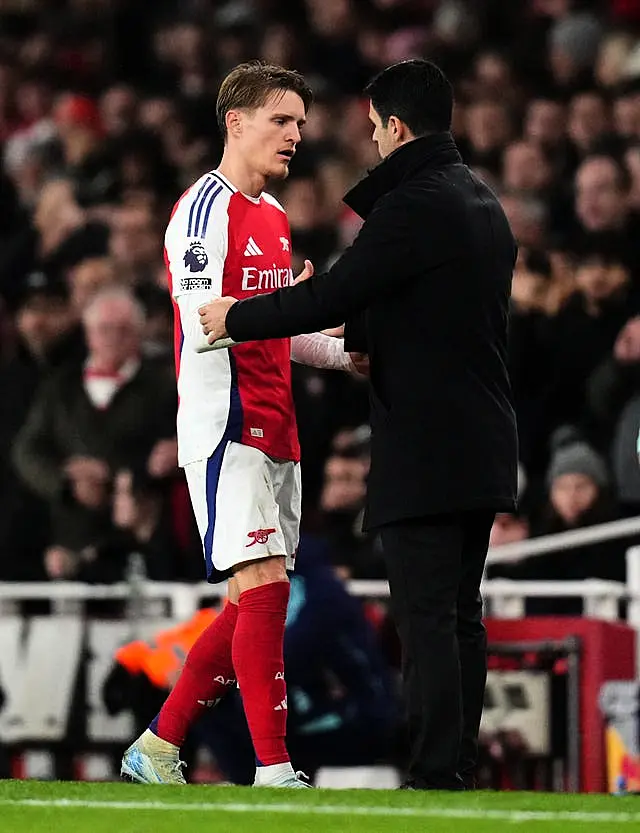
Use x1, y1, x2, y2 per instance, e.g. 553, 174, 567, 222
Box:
217, 152, 267, 199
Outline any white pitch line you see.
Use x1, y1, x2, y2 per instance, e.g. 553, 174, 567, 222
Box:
0, 798, 639, 824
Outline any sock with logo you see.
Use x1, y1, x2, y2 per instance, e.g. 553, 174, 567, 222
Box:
149, 601, 238, 748
232, 581, 290, 766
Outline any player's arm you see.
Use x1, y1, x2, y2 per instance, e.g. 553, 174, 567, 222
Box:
290, 332, 356, 372
179, 294, 221, 352
165, 186, 229, 353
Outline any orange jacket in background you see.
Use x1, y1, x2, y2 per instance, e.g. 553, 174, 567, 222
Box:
115, 607, 218, 689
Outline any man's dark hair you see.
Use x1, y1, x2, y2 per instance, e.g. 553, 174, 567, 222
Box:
216, 61, 313, 141
364, 59, 453, 136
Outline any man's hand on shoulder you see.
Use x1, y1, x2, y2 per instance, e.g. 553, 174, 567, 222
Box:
199, 297, 238, 343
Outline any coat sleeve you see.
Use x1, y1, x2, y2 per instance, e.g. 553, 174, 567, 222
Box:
226, 191, 442, 341
343, 312, 368, 353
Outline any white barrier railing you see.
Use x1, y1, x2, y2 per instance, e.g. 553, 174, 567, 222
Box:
0, 518, 639, 627
0, 572, 635, 623
486, 515, 640, 564
484, 579, 626, 621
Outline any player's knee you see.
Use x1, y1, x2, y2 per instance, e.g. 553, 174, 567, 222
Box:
233, 555, 288, 592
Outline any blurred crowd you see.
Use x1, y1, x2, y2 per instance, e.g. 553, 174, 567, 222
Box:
0, 0, 640, 595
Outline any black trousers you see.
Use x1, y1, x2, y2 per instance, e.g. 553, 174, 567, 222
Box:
379, 510, 495, 789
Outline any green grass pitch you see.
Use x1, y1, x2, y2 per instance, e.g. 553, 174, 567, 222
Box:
1, 779, 639, 833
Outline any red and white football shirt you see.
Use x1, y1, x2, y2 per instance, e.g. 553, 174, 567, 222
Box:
165, 169, 300, 467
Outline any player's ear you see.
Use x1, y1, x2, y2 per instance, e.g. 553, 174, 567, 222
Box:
226, 109, 243, 138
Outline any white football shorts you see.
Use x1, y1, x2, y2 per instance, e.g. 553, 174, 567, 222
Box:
184, 441, 301, 583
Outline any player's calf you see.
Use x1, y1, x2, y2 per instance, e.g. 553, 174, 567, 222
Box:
232, 557, 299, 785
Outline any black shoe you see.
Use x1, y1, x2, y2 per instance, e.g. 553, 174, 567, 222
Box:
459, 774, 477, 790
399, 776, 465, 791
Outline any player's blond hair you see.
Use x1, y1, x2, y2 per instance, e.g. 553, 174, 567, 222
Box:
216, 61, 313, 141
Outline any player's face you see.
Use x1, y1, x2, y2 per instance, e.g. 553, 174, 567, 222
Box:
236, 90, 306, 180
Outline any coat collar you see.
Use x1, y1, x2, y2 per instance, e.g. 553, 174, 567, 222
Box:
343, 132, 462, 219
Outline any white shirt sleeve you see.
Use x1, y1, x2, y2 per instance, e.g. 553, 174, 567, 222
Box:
290, 332, 355, 372
165, 175, 230, 352
176, 293, 216, 353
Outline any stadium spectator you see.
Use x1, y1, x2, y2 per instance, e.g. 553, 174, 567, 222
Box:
567, 91, 610, 157
0, 269, 81, 580
588, 315, 640, 515
508, 250, 555, 472
548, 11, 603, 89
540, 427, 616, 535
499, 191, 549, 249
536, 245, 639, 436
488, 427, 629, 613
613, 79, 640, 139
108, 204, 164, 286
99, 85, 139, 139
12, 286, 177, 566
281, 176, 338, 272
523, 97, 567, 152
502, 141, 554, 194
571, 153, 640, 276
318, 425, 384, 579
77, 466, 202, 583
465, 99, 513, 172
67, 256, 117, 315
50, 93, 118, 207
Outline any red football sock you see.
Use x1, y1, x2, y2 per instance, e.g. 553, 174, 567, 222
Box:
232, 581, 290, 766
150, 601, 238, 747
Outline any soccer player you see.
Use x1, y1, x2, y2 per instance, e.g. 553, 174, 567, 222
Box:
121, 62, 355, 788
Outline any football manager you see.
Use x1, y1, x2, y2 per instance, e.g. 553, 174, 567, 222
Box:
201, 59, 518, 791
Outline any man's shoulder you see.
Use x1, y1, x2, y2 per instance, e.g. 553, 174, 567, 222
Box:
367, 175, 447, 227
388, 163, 506, 225
166, 171, 234, 241
179, 170, 234, 203
406, 162, 480, 200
